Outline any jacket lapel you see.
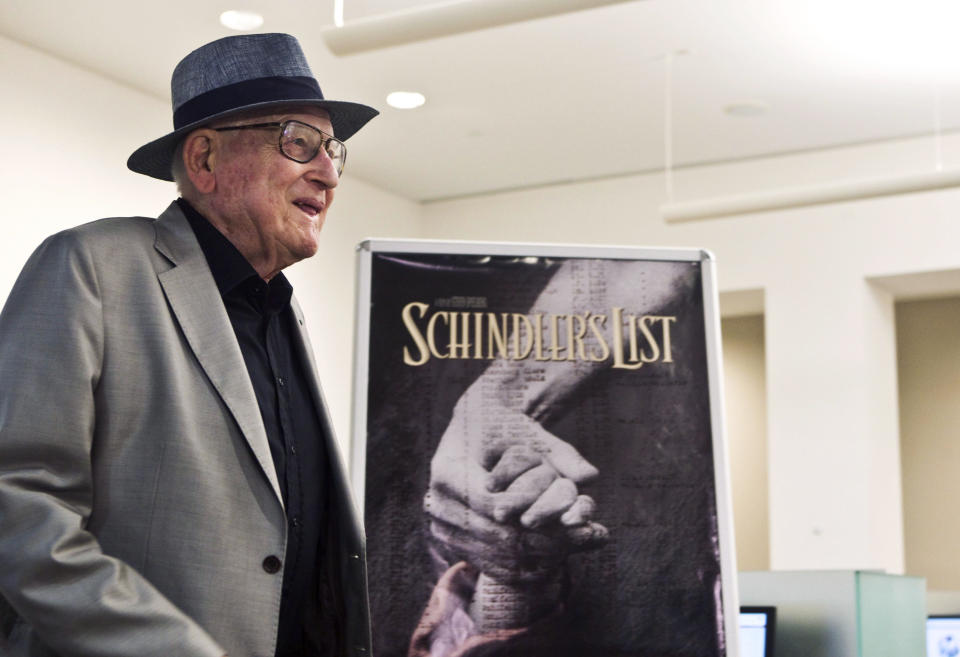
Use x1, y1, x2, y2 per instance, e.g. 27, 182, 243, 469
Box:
152, 202, 284, 507
288, 297, 365, 541
289, 296, 373, 654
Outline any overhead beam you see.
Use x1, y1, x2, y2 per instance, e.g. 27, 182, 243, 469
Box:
321, 0, 639, 55
661, 169, 960, 222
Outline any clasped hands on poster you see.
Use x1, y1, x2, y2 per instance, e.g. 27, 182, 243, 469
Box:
426, 382, 609, 584
418, 377, 610, 654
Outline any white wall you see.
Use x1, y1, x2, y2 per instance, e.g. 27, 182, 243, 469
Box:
0, 36, 174, 301
0, 35, 424, 457
418, 142, 960, 575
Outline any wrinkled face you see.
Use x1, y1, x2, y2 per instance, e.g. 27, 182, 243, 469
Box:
208, 107, 338, 273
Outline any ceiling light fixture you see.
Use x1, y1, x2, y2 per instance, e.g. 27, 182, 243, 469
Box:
220, 10, 264, 31
386, 91, 426, 109
723, 101, 768, 117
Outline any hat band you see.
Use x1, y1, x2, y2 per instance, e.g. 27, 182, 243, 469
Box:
173, 76, 324, 129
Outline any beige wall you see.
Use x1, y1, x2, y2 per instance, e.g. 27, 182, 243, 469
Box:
896, 297, 960, 590
722, 315, 770, 571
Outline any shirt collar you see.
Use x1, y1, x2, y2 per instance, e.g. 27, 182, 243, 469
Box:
178, 198, 292, 304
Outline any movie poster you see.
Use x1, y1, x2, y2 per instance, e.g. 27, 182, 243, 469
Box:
354, 243, 735, 657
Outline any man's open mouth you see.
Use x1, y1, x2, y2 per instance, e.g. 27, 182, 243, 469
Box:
294, 200, 322, 217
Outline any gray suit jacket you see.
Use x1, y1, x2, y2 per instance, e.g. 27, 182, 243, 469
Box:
0, 202, 371, 657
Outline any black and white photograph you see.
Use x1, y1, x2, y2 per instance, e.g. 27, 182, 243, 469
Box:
357, 246, 732, 657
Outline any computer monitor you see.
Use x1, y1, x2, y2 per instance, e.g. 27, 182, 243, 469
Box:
927, 616, 960, 657
740, 606, 776, 657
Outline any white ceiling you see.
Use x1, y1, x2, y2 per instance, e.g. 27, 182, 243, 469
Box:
2, 0, 959, 202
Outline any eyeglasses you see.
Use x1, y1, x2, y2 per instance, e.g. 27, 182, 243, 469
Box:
214, 119, 347, 177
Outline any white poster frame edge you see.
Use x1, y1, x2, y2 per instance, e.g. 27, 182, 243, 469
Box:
701, 252, 742, 657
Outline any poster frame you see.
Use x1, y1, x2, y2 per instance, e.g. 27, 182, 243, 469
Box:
351, 237, 740, 657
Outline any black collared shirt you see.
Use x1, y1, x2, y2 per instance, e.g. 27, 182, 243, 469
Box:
180, 199, 328, 657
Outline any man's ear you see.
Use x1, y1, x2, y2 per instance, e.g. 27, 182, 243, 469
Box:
182, 129, 220, 194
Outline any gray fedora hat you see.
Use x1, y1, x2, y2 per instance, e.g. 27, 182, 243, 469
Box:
127, 33, 378, 181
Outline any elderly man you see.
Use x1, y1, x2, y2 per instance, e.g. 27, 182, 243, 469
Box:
0, 34, 376, 657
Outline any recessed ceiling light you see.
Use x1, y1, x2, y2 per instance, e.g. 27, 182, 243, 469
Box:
220, 10, 264, 31
386, 91, 426, 110
723, 101, 768, 117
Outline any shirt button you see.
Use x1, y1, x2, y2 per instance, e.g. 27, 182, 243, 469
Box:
277, 376, 285, 387
262, 555, 282, 574
291, 516, 301, 528
290, 444, 297, 455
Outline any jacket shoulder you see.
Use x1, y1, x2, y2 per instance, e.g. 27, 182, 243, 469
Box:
13, 216, 169, 298
52, 216, 158, 249
28, 216, 166, 273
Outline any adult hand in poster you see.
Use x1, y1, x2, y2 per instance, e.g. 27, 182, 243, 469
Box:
429, 387, 598, 518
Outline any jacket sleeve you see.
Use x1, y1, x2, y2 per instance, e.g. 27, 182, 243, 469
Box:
0, 230, 225, 657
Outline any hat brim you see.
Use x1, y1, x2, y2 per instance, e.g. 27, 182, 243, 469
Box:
127, 98, 378, 181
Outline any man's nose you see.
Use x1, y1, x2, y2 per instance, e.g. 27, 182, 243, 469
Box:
307, 151, 339, 188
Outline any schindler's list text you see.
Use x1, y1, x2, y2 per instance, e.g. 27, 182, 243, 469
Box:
400, 301, 677, 369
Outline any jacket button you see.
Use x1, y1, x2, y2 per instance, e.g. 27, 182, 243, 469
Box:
262, 555, 282, 574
